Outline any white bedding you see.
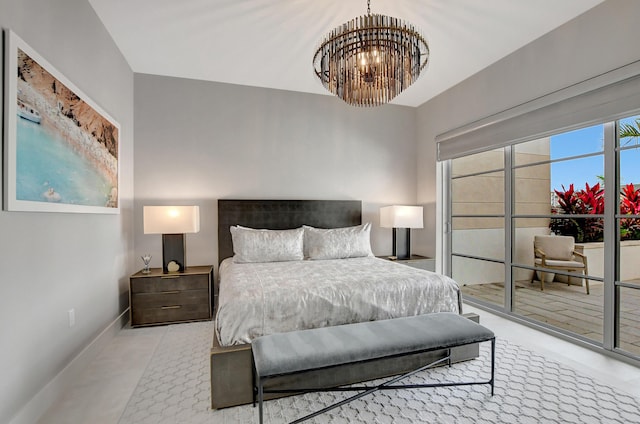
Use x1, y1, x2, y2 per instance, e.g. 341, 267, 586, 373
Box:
215, 257, 461, 346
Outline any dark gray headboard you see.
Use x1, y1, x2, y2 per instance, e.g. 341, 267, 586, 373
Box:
217, 199, 362, 263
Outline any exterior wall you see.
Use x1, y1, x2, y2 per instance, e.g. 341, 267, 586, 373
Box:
451, 148, 505, 231
513, 138, 553, 221
578, 241, 640, 281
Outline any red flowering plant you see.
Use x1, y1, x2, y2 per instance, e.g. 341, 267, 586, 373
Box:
620, 183, 640, 240
551, 182, 640, 242
551, 183, 604, 242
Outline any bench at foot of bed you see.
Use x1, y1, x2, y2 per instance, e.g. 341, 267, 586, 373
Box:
210, 312, 481, 409
252, 312, 495, 424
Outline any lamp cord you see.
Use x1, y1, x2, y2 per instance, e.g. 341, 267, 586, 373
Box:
367, 0, 370, 15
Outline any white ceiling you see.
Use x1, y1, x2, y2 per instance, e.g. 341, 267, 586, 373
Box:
88, 0, 605, 108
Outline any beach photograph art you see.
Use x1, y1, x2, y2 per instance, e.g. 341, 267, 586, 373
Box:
3, 30, 120, 214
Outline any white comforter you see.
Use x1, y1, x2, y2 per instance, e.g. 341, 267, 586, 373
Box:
215, 256, 461, 346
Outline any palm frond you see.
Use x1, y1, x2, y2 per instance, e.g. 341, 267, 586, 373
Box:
620, 118, 640, 138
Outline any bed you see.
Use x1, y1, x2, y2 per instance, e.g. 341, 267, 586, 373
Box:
216, 257, 462, 346
210, 199, 477, 409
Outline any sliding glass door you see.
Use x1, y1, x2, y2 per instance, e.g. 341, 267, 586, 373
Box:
616, 114, 640, 356
512, 127, 605, 345
450, 113, 640, 360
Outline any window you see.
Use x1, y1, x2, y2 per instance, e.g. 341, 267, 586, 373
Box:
451, 149, 505, 309
616, 114, 640, 355
448, 114, 640, 360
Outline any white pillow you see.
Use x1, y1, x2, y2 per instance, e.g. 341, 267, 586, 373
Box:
304, 223, 373, 260
230, 226, 304, 263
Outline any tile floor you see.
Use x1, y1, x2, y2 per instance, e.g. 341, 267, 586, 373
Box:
36, 304, 640, 424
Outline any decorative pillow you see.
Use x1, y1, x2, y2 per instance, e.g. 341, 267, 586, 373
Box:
231, 226, 304, 263
304, 223, 373, 260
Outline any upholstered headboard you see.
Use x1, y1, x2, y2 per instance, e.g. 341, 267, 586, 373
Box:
217, 199, 362, 263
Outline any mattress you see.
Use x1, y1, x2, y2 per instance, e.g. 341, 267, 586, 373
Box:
215, 257, 462, 346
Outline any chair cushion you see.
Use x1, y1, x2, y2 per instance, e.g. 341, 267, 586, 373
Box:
535, 258, 585, 268
534, 235, 575, 260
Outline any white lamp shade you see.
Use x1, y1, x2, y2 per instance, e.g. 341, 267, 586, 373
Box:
380, 205, 424, 229
143, 206, 200, 234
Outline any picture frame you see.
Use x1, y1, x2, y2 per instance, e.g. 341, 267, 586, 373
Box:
3, 30, 120, 214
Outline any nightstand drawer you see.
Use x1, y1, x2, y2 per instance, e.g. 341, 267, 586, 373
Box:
131, 289, 209, 308
131, 274, 209, 293
131, 302, 211, 326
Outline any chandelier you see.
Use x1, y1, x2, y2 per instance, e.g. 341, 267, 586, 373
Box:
313, 0, 429, 107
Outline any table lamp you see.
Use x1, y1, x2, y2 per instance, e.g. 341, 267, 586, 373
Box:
380, 205, 424, 260
143, 205, 200, 273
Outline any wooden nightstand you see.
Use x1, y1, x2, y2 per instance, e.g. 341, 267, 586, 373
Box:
378, 255, 435, 272
129, 265, 214, 327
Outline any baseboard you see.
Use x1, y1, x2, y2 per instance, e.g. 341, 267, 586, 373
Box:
8, 309, 130, 424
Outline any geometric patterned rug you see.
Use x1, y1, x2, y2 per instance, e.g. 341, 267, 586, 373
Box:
118, 321, 640, 424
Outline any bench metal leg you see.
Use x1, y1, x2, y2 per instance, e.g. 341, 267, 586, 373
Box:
287, 355, 452, 424
252, 355, 257, 407
258, 380, 264, 424
491, 337, 495, 395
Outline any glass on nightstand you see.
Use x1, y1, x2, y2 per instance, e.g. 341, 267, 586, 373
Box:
141, 254, 152, 274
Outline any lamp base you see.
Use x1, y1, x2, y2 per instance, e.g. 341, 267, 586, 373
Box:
392, 228, 411, 260
162, 233, 186, 273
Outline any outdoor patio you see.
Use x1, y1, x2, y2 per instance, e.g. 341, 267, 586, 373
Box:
461, 279, 640, 356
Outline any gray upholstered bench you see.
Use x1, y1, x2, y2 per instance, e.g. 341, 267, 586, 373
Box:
252, 312, 495, 424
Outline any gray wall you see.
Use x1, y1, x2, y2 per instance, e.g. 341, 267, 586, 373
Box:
0, 1, 134, 422
134, 74, 419, 268
415, 0, 640, 257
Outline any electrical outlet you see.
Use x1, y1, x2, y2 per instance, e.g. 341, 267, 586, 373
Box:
68, 309, 75, 328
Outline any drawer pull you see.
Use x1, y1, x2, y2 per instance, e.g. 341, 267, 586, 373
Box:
160, 276, 180, 280
161, 305, 182, 310
159, 290, 180, 295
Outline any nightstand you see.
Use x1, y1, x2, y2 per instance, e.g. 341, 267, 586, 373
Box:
378, 255, 435, 272
129, 265, 214, 327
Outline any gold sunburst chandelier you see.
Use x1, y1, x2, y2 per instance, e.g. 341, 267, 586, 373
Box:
313, 0, 429, 107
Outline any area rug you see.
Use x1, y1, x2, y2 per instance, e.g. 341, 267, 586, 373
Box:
118, 321, 640, 424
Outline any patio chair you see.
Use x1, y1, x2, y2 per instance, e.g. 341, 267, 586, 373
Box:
532, 235, 589, 294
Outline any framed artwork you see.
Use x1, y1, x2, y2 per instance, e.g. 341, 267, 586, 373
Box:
3, 30, 120, 214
